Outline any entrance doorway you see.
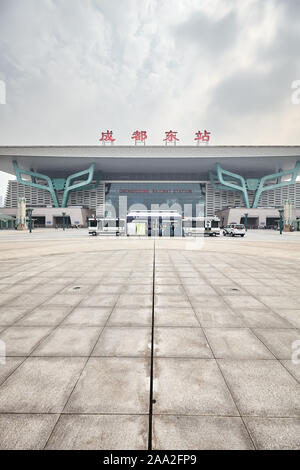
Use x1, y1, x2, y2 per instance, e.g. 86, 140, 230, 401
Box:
240, 217, 259, 229
266, 217, 280, 229
53, 216, 71, 228
126, 210, 182, 237
149, 217, 177, 237
33, 216, 45, 228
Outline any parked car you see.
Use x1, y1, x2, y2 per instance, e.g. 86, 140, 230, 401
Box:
223, 224, 246, 237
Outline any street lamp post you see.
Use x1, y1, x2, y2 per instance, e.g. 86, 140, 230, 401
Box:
244, 212, 248, 232
62, 212, 66, 231
27, 208, 33, 233
278, 208, 284, 235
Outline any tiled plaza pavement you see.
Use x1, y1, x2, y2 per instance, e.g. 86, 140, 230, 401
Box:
0, 248, 299, 449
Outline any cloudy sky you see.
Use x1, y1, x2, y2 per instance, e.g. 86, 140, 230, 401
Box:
0, 0, 300, 198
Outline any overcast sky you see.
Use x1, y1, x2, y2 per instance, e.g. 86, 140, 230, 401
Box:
0, 0, 300, 198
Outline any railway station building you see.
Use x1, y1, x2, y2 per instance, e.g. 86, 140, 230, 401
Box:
0, 145, 300, 230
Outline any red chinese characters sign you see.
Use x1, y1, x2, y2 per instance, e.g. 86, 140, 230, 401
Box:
194, 130, 211, 144
99, 130, 115, 144
163, 130, 179, 145
131, 130, 147, 144
97, 129, 212, 144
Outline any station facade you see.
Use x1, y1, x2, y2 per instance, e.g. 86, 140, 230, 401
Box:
0, 145, 300, 229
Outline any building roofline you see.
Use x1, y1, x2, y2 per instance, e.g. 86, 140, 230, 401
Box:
0, 145, 299, 178
0, 145, 300, 149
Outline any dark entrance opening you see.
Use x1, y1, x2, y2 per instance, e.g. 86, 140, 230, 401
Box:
53, 216, 71, 228
240, 217, 258, 229
33, 216, 45, 228
266, 217, 280, 229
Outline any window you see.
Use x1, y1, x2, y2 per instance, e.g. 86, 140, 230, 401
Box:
105, 182, 206, 217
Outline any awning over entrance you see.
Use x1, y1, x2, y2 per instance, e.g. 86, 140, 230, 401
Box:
0, 145, 300, 179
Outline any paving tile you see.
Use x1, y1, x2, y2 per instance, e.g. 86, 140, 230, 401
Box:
155, 285, 185, 295
92, 327, 151, 357
7, 294, 50, 308
45, 294, 84, 307
123, 278, 153, 285
245, 417, 300, 450
259, 296, 300, 310
183, 286, 214, 297
253, 328, 300, 359
237, 309, 294, 328
73, 277, 100, 285
65, 357, 149, 414
232, 278, 262, 287
0, 357, 86, 413
215, 286, 248, 296
153, 416, 254, 450
153, 358, 238, 416
32, 326, 102, 356
91, 285, 125, 294
107, 272, 133, 278
4, 284, 31, 294
154, 295, 191, 308
185, 286, 219, 296
191, 296, 229, 308
0, 414, 58, 450
0, 294, 19, 306
194, 306, 244, 327
0, 357, 25, 386
48, 278, 77, 286
59, 284, 94, 295
280, 360, 300, 382
16, 306, 73, 326
80, 295, 119, 307
30, 284, 65, 295
218, 359, 300, 417
46, 414, 148, 450
225, 296, 267, 309
107, 307, 152, 326
244, 286, 284, 296
123, 285, 153, 294
154, 327, 212, 358
116, 294, 152, 308
155, 277, 181, 285
263, 279, 292, 287
0, 306, 31, 325
205, 328, 273, 359
181, 277, 209, 286
154, 307, 199, 327
0, 326, 53, 355
275, 310, 300, 328
62, 307, 112, 326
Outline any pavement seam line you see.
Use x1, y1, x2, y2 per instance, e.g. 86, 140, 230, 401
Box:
148, 238, 156, 451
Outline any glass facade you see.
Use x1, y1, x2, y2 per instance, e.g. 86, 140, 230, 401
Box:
104, 182, 206, 218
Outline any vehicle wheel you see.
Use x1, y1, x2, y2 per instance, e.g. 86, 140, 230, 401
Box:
241, 234, 245, 237
231, 233, 234, 237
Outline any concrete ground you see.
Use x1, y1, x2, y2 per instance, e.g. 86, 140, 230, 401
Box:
0, 229, 299, 449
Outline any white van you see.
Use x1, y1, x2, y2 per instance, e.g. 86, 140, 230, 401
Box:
88, 217, 126, 236
183, 217, 221, 237
223, 224, 246, 237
